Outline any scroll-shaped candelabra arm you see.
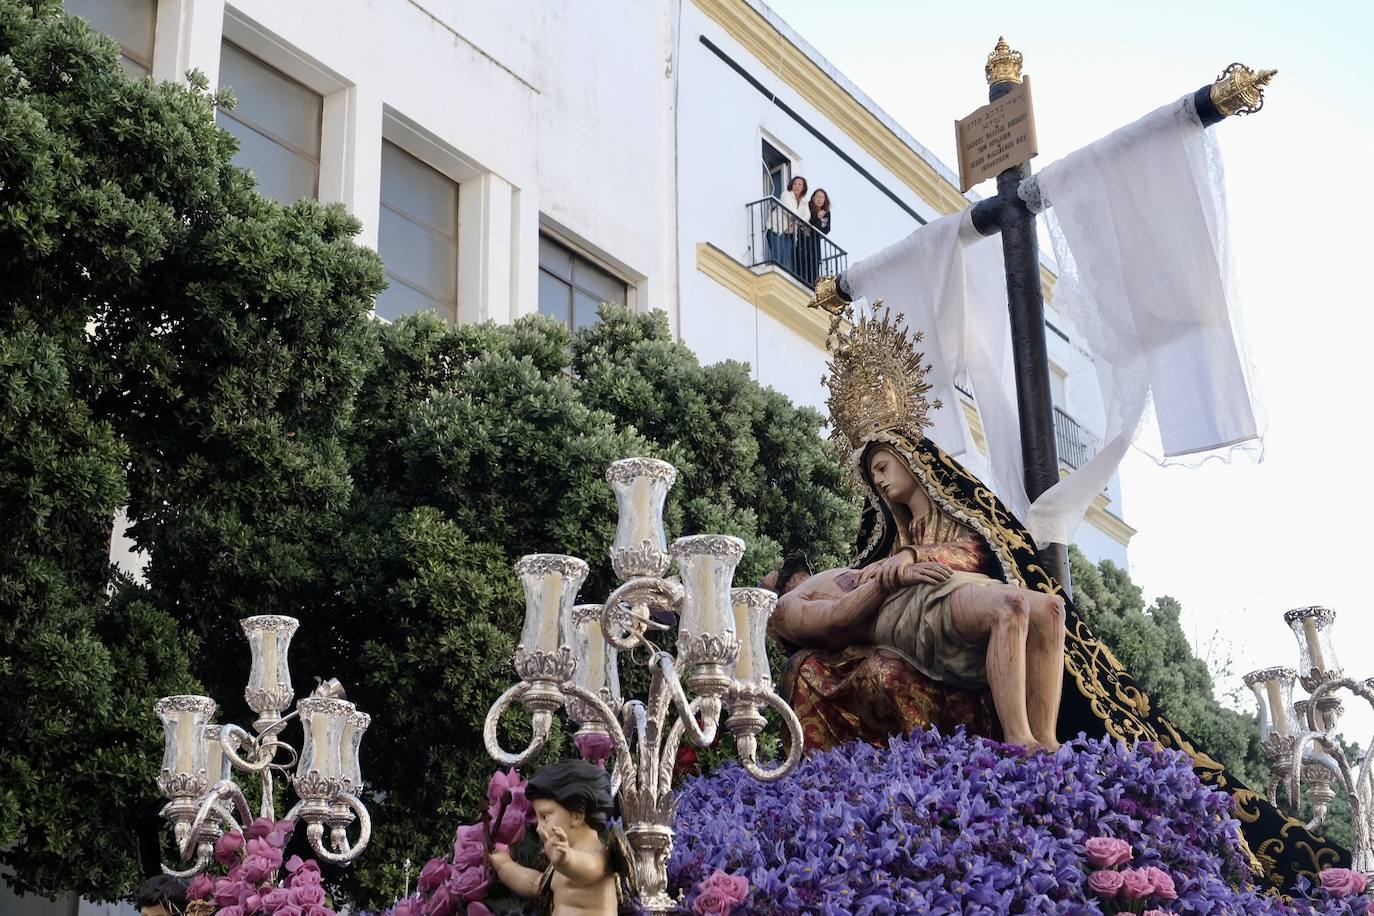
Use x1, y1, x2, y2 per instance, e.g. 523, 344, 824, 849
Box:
303, 792, 372, 865
482, 683, 556, 768
728, 687, 805, 783
162, 842, 214, 878
179, 780, 253, 860
600, 578, 680, 654
650, 652, 722, 750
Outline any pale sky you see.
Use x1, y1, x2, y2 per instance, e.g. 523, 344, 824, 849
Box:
764, 0, 1374, 738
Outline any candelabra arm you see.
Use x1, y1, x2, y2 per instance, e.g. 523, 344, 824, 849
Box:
600, 579, 680, 653
220, 724, 276, 774
622, 698, 649, 755
652, 652, 722, 749
304, 792, 371, 864
180, 780, 251, 859
483, 682, 554, 768
731, 688, 804, 783
162, 843, 213, 878
560, 683, 636, 802
656, 696, 711, 793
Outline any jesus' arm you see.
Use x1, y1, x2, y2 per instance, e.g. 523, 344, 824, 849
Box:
770, 571, 889, 648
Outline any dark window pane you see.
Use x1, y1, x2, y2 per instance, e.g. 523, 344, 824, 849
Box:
220, 43, 322, 156
378, 205, 457, 303
573, 289, 601, 330
572, 258, 625, 308
538, 270, 571, 325
377, 275, 451, 323
218, 111, 318, 204
538, 237, 573, 282
65, 0, 155, 69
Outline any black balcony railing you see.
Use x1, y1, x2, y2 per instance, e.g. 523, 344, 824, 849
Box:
746, 197, 848, 288
1053, 406, 1101, 470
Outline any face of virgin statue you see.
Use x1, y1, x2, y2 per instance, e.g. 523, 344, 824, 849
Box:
866, 447, 918, 508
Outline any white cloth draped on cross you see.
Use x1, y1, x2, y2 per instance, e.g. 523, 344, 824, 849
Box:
843, 93, 1259, 546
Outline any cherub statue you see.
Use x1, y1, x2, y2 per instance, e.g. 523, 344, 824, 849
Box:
488, 759, 631, 915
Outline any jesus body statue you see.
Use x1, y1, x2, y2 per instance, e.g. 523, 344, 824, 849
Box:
772, 441, 1066, 751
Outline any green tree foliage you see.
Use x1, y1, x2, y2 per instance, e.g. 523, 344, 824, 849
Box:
1068, 547, 1355, 849
0, 0, 382, 897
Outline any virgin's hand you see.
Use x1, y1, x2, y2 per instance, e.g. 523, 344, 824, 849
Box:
892, 561, 951, 588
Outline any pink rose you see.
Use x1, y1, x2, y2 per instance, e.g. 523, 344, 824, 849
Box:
487, 784, 533, 846
240, 854, 274, 883
218, 908, 244, 916
1083, 836, 1132, 869
262, 888, 291, 913
486, 769, 525, 807
243, 893, 263, 913
301, 906, 334, 916
1087, 870, 1124, 898
268, 819, 297, 849
427, 886, 455, 916
418, 858, 453, 895
187, 874, 214, 900
692, 888, 733, 916
574, 732, 615, 765
290, 866, 323, 887
1145, 866, 1177, 900
466, 904, 494, 916
1321, 867, 1369, 896
274, 906, 304, 916
1120, 868, 1154, 901
247, 836, 284, 869
1144, 911, 1171, 916
215, 831, 246, 866
214, 877, 243, 907
448, 864, 492, 903
390, 897, 422, 916
289, 884, 327, 908
699, 871, 749, 904
247, 816, 275, 840
453, 840, 486, 871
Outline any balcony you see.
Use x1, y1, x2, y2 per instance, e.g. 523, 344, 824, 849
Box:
1054, 406, 1101, 470
745, 197, 848, 288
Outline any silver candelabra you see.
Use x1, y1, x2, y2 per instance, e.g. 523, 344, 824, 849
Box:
154, 616, 372, 875
1244, 606, 1373, 872
483, 457, 804, 914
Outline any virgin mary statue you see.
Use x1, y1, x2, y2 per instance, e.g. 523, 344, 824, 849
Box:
772, 300, 1345, 891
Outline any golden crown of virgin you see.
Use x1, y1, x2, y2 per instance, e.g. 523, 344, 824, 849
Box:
818, 299, 942, 455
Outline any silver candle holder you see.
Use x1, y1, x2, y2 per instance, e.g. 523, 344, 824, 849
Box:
153, 617, 372, 875
484, 457, 803, 914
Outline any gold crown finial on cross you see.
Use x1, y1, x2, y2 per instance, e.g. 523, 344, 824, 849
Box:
985, 36, 1023, 85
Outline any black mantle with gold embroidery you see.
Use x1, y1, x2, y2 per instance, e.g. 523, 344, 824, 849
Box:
849, 431, 1348, 891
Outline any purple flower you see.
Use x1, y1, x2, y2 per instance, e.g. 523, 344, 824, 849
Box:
261, 887, 291, 913
246, 816, 275, 840
1320, 867, 1368, 896
1088, 870, 1124, 897
1084, 836, 1132, 868
417, 857, 453, 895
186, 874, 214, 901
214, 831, 245, 866
447, 864, 491, 903
574, 731, 615, 766
288, 884, 326, 908
465, 904, 493, 916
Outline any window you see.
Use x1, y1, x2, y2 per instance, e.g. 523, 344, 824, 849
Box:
376, 142, 459, 322
762, 139, 791, 199
64, 0, 156, 78
217, 42, 322, 204
1049, 363, 1068, 410
538, 237, 627, 330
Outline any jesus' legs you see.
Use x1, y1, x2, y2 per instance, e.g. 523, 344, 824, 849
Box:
1025, 594, 1066, 752
949, 586, 1037, 750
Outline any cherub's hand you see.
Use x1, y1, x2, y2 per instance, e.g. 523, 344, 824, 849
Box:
489, 845, 513, 872
542, 826, 571, 867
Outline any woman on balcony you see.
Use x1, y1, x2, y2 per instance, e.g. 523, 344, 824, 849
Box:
768, 175, 810, 277
801, 188, 832, 286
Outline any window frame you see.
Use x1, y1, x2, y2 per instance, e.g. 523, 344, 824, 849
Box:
217, 40, 324, 201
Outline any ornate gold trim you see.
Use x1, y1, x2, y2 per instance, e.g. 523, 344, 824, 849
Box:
985, 37, 1023, 86
695, 242, 831, 349
693, 0, 968, 216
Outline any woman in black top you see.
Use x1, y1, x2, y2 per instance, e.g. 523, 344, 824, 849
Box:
801, 188, 832, 285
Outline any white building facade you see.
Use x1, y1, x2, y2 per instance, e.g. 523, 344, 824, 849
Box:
67, 0, 1135, 586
